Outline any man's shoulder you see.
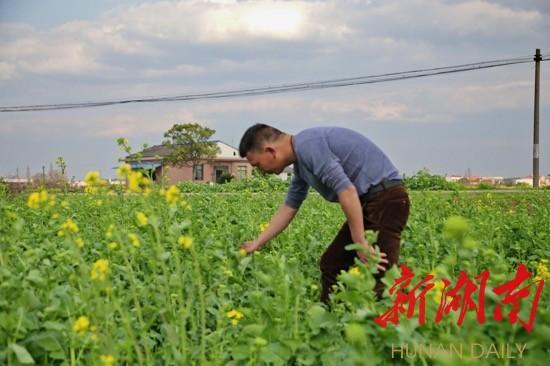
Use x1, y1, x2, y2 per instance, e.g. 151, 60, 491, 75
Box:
295, 126, 364, 146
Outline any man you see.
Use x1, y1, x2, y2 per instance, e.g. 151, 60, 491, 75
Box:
239, 124, 410, 304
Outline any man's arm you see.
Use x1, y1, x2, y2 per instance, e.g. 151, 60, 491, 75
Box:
241, 203, 298, 253
337, 184, 388, 271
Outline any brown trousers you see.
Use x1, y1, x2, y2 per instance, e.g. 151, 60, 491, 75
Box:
319, 185, 410, 303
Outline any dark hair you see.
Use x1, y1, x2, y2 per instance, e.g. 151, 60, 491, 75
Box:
239, 124, 283, 157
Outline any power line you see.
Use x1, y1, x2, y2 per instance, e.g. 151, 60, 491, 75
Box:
1, 55, 547, 113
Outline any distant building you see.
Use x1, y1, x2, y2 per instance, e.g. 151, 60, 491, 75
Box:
3, 178, 33, 184
124, 140, 281, 185
445, 175, 463, 183
506, 175, 550, 187
461, 176, 482, 185
480, 176, 504, 185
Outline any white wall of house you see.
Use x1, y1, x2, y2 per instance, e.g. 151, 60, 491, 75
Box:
216, 141, 240, 159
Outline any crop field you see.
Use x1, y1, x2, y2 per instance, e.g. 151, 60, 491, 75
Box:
1, 176, 549, 365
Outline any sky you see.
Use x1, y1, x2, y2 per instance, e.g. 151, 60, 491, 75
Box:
1, 0, 549, 180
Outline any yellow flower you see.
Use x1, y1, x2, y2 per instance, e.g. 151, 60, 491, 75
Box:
136, 212, 148, 226
117, 163, 132, 177
259, 223, 269, 232
227, 309, 244, 319
535, 260, 550, 281
27, 190, 50, 209
90, 259, 109, 281
128, 233, 140, 247
27, 192, 40, 209
73, 315, 90, 333
59, 218, 79, 236
127, 171, 150, 193
39, 190, 48, 201
100, 354, 115, 366
349, 267, 361, 276
431, 280, 453, 304
74, 237, 85, 248
165, 185, 180, 205
108, 241, 118, 250
95, 199, 103, 207
52, 213, 60, 219
178, 235, 193, 249
227, 309, 244, 325
84, 171, 104, 187
239, 248, 247, 257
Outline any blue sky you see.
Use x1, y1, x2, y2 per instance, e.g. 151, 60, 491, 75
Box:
1, 0, 549, 179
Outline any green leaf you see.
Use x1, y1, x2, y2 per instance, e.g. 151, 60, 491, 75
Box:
9, 343, 35, 364
30, 332, 64, 353
26, 270, 45, 288
231, 345, 251, 360
242, 324, 265, 336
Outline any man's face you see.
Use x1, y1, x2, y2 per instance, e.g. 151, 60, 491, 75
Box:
246, 147, 284, 174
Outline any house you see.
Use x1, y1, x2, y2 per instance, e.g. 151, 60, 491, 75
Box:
508, 175, 549, 187
126, 141, 254, 185
445, 175, 463, 183
480, 176, 504, 185
461, 176, 482, 185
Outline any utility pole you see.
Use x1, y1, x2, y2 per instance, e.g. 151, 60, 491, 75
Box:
533, 49, 542, 187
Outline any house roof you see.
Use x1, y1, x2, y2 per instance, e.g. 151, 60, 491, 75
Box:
125, 140, 243, 162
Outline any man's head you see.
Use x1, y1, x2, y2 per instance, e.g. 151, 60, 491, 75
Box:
239, 124, 291, 174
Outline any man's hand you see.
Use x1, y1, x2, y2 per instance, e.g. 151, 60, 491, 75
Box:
241, 240, 262, 254
356, 243, 389, 272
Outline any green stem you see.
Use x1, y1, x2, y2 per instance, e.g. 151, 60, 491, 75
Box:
113, 300, 145, 366
172, 247, 189, 360
191, 247, 206, 364
119, 243, 151, 363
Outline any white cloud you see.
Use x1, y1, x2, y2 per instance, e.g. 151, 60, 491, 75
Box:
442, 1, 541, 36
112, 0, 351, 42
0, 19, 153, 78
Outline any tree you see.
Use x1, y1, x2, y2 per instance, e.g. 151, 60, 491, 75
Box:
55, 156, 67, 178
162, 123, 220, 180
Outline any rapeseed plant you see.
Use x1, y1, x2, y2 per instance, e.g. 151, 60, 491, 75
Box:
226, 309, 244, 326
128, 233, 140, 247
165, 185, 180, 205
73, 315, 90, 333
136, 212, 148, 226
178, 235, 193, 249
90, 259, 109, 281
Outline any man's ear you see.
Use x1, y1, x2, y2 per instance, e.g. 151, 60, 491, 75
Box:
265, 146, 276, 158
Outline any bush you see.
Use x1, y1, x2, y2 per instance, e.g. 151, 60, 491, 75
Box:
216, 173, 234, 184
403, 169, 462, 191
0, 178, 6, 199
476, 182, 495, 190
177, 175, 289, 193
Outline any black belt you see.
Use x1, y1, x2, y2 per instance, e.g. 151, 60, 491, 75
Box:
362, 179, 403, 200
